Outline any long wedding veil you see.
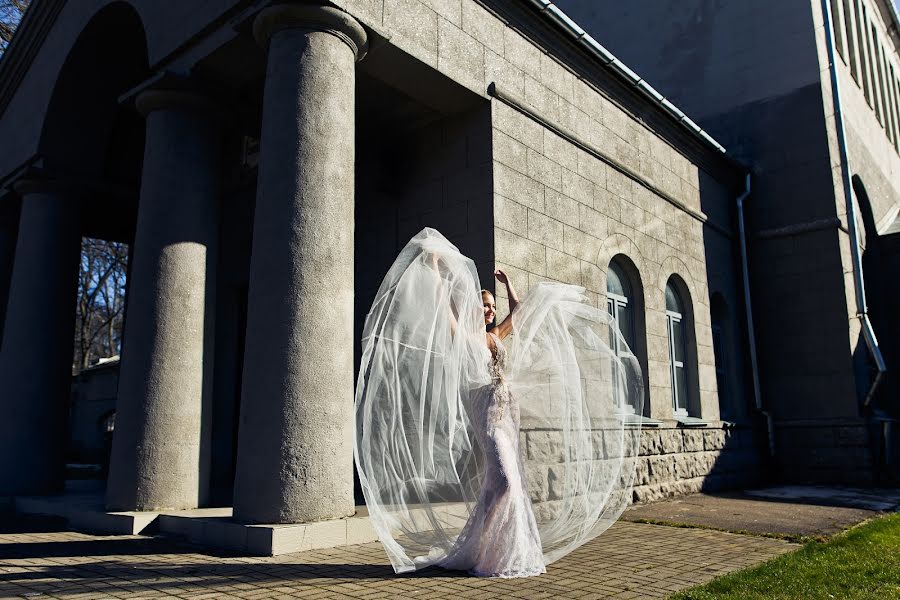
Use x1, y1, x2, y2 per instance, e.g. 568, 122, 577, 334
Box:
354, 228, 643, 573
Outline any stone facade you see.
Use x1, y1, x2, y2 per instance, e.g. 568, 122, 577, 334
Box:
0, 0, 760, 538
631, 425, 762, 502
554, 0, 900, 484
518, 424, 762, 507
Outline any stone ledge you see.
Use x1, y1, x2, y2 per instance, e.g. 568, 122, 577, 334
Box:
14, 493, 158, 535
157, 508, 379, 555
13, 493, 383, 555
12, 490, 475, 556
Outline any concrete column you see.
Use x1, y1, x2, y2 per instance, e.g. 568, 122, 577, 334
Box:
232, 3, 367, 524
106, 89, 222, 511
0, 182, 81, 494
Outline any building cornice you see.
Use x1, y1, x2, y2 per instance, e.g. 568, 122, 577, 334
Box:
2, 0, 746, 187
479, 0, 746, 187
521, 0, 728, 157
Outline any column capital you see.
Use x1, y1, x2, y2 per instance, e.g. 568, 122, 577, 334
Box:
253, 3, 368, 61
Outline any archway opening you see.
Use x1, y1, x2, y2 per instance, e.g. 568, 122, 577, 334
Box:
36, 2, 149, 486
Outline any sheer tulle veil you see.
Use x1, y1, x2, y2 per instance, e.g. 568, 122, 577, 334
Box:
354, 228, 643, 573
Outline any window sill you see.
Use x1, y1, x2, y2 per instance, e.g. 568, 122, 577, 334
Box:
675, 416, 712, 428
624, 415, 664, 428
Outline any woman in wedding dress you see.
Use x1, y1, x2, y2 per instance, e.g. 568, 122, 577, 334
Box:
434, 275, 545, 577
355, 228, 643, 577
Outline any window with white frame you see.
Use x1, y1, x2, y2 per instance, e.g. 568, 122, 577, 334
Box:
607, 260, 637, 414
665, 281, 690, 417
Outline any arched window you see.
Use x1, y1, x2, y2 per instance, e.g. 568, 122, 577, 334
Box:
665, 280, 690, 417
607, 261, 635, 350
607, 257, 645, 415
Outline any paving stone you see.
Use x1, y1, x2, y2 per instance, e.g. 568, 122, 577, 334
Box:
0, 504, 803, 600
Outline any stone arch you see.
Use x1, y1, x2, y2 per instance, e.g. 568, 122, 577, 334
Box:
654, 254, 698, 304
38, 1, 149, 242
596, 233, 649, 287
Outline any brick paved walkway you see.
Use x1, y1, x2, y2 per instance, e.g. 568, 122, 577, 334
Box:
0, 516, 796, 599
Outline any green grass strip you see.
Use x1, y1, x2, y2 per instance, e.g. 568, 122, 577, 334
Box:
670, 513, 900, 600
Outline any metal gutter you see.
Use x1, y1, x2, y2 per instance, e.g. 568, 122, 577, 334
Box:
735, 174, 775, 457
821, 0, 888, 406
523, 0, 728, 155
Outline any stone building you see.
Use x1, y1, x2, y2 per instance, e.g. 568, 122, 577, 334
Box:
69, 357, 119, 469
0, 0, 822, 551
555, 0, 900, 484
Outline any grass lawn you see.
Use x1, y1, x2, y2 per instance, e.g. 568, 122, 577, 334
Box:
671, 513, 900, 600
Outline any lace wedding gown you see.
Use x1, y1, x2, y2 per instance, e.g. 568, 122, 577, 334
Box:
437, 332, 545, 577
354, 228, 643, 576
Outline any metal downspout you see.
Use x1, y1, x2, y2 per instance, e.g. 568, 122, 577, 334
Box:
736, 174, 775, 457
820, 0, 887, 406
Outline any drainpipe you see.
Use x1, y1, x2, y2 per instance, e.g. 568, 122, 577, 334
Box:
736, 174, 775, 457
820, 0, 887, 406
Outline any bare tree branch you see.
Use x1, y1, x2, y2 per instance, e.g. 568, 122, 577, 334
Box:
74, 238, 128, 372
0, 0, 30, 56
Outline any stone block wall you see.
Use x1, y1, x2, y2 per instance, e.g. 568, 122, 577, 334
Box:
487, 82, 721, 424
775, 420, 877, 485
519, 424, 763, 508
337, 0, 764, 495
355, 103, 494, 351
631, 425, 762, 502
824, 0, 900, 229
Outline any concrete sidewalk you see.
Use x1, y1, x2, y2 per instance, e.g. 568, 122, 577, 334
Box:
0, 511, 794, 599
10, 484, 897, 599
623, 485, 900, 539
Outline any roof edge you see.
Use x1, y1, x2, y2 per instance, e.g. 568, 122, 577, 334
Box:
522, 0, 730, 157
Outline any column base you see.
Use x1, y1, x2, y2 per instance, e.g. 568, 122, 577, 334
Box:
11, 484, 471, 555
157, 509, 380, 555
11, 482, 159, 535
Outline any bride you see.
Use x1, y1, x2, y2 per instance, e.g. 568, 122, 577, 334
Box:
354, 228, 643, 577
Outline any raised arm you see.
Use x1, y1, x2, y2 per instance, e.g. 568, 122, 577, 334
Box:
491, 269, 518, 340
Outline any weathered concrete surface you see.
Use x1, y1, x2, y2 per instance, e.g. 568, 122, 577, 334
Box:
623, 486, 899, 537
232, 5, 367, 524
106, 90, 222, 511
0, 186, 81, 495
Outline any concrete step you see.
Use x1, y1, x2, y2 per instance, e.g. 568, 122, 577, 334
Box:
12, 484, 469, 556
155, 507, 379, 555
14, 493, 158, 535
